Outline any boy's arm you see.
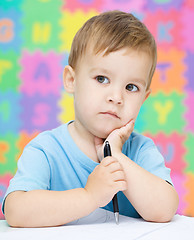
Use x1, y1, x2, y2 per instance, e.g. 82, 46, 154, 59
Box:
95, 121, 179, 223
4, 156, 126, 227
114, 152, 179, 222
4, 189, 95, 227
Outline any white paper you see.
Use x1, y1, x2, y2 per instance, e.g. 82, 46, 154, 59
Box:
1, 209, 194, 240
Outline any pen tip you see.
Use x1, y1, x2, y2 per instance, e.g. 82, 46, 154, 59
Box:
115, 212, 119, 225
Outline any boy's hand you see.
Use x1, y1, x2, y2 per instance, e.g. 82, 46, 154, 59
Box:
94, 120, 135, 161
84, 156, 127, 208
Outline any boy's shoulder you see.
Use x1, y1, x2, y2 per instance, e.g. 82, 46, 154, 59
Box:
27, 124, 68, 149
130, 131, 154, 148
124, 131, 156, 156
123, 131, 160, 164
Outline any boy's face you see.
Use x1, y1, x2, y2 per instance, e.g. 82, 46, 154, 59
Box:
66, 47, 152, 139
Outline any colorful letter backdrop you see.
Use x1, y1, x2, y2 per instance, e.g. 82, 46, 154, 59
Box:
0, 0, 194, 219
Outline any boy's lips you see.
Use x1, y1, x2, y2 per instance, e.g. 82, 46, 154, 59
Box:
100, 111, 120, 119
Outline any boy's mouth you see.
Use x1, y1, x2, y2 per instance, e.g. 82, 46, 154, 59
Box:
100, 111, 120, 119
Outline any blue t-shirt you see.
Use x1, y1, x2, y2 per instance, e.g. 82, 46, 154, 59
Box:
2, 122, 172, 218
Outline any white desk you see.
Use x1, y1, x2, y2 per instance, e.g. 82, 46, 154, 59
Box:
1, 209, 194, 240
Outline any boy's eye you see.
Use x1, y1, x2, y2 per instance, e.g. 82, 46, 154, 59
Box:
96, 76, 109, 84
126, 84, 138, 92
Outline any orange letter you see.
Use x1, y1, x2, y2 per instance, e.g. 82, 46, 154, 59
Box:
0, 19, 14, 42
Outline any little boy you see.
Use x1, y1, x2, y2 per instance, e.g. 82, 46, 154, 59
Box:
2, 10, 179, 227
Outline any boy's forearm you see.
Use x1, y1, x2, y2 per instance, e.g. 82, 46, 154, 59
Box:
5, 188, 97, 227
115, 152, 179, 222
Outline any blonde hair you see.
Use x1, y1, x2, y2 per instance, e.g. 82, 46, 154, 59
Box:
68, 10, 157, 89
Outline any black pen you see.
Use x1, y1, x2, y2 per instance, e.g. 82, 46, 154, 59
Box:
104, 141, 119, 224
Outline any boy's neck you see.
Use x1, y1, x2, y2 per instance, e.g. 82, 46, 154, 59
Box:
67, 121, 100, 163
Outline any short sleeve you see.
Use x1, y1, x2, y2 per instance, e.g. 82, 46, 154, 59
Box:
1, 144, 51, 214
136, 142, 173, 185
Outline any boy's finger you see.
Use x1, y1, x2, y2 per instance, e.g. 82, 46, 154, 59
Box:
112, 170, 125, 181
101, 156, 117, 167
117, 120, 135, 142
115, 180, 127, 192
125, 120, 135, 131
109, 162, 123, 173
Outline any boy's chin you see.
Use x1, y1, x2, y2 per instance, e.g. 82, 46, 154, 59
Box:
94, 127, 117, 139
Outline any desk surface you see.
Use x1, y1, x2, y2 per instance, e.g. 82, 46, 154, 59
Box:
1, 209, 194, 240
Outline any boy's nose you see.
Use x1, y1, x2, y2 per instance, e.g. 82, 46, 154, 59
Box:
107, 90, 123, 105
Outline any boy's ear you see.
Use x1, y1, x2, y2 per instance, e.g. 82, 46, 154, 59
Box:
143, 88, 151, 103
63, 65, 76, 93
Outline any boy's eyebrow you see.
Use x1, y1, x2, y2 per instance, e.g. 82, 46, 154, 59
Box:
89, 67, 113, 76
131, 78, 147, 87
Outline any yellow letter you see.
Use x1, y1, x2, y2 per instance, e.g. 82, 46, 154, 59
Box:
0, 60, 12, 82
32, 22, 51, 43
154, 100, 174, 124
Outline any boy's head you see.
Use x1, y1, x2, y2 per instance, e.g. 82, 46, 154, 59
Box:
64, 10, 156, 138
68, 10, 157, 90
